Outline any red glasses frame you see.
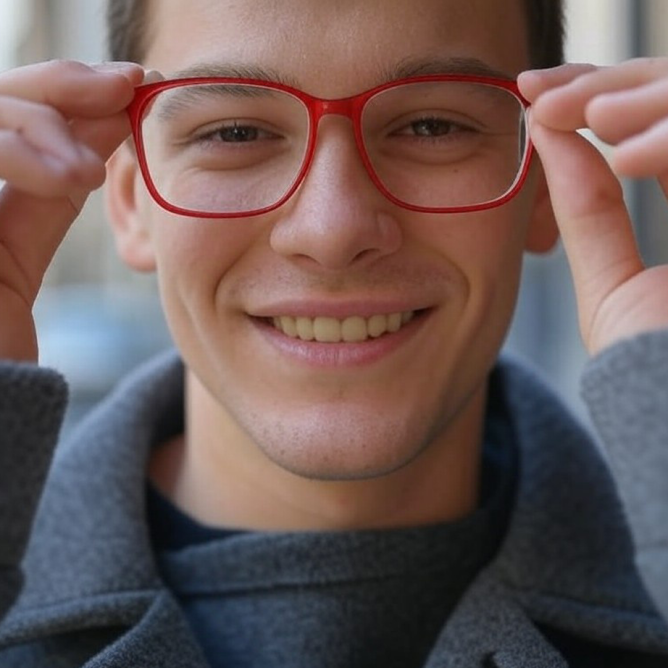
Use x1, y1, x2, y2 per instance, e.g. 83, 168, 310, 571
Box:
126, 74, 534, 219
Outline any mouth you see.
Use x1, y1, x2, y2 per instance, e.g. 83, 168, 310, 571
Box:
268, 310, 420, 343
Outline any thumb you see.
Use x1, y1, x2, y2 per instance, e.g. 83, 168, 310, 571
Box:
528, 113, 644, 349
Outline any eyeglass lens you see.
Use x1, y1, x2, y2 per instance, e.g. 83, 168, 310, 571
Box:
137, 81, 528, 215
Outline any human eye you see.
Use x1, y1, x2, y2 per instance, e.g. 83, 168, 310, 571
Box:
391, 114, 478, 141
366, 106, 491, 170
379, 111, 482, 164
192, 119, 282, 147
173, 117, 291, 172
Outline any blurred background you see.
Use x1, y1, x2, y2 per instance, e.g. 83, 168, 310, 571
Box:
1, 0, 667, 434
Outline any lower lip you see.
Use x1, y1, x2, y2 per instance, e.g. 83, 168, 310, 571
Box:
252, 311, 429, 368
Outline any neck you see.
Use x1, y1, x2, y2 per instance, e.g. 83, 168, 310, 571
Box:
149, 371, 486, 532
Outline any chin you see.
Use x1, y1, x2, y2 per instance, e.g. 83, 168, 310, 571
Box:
266, 448, 420, 483
247, 405, 435, 482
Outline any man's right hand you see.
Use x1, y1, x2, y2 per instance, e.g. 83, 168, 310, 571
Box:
0, 60, 144, 362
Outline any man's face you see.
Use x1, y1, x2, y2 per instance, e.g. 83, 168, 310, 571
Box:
110, 0, 554, 481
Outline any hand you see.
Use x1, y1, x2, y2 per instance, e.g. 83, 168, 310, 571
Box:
0, 60, 145, 362
518, 58, 668, 355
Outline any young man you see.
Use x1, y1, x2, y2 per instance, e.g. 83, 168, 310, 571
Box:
0, 0, 668, 666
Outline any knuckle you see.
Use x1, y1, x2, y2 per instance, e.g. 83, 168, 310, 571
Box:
42, 59, 92, 78
0, 95, 57, 130
33, 103, 67, 128
53, 162, 82, 186
36, 160, 88, 196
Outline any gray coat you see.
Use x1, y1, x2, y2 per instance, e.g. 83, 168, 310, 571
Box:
1, 332, 668, 667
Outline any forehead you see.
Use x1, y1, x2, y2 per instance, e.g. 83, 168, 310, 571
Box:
143, 0, 529, 94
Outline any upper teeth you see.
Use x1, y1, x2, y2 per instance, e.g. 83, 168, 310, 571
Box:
272, 311, 415, 343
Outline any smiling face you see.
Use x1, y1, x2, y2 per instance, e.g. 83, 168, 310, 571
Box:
107, 0, 556, 526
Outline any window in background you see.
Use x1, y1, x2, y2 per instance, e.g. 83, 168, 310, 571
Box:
0, 1, 34, 70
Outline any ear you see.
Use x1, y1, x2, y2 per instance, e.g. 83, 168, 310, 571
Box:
524, 160, 559, 254
105, 142, 157, 272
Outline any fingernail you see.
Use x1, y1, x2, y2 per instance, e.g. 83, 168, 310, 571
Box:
142, 69, 164, 84
519, 69, 545, 80
92, 61, 144, 74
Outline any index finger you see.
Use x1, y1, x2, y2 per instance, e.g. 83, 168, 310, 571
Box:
524, 58, 668, 132
518, 63, 599, 102
0, 60, 145, 119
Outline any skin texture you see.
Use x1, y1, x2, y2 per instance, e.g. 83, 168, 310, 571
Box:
520, 60, 668, 354
0, 5, 667, 532
0, 61, 144, 361
106, 0, 557, 530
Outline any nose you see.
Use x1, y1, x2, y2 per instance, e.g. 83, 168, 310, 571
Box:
269, 116, 402, 271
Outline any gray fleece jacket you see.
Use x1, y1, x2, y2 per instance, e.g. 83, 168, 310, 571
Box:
0, 331, 668, 667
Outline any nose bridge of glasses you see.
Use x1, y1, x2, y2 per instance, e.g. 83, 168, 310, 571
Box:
315, 97, 357, 120
305, 96, 379, 192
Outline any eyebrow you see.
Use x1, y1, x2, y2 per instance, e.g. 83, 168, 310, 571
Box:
153, 83, 284, 123
167, 56, 512, 89
168, 63, 300, 88
386, 56, 513, 81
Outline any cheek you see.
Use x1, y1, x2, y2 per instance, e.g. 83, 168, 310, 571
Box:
139, 205, 261, 342
472, 215, 529, 324
133, 179, 255, 275
147, 212, 252, 290
424, 202, 532, 365
423, 202, 530, 300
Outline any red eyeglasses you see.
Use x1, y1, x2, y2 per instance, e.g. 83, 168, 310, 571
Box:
127, 74, 533, 219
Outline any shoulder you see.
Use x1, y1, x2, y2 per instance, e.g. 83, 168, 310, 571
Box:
486, 351, 668, 653
0, 350, 184, 639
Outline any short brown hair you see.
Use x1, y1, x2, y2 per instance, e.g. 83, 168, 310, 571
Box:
526, 0, 565, 69
107, 0, 149, 65
107, 0, 565, 69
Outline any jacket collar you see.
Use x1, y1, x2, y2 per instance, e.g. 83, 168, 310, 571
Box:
86, 593, 209, 668
426, 574, 568, 668
488, 359, 668, 651
3, 350, 668, 664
